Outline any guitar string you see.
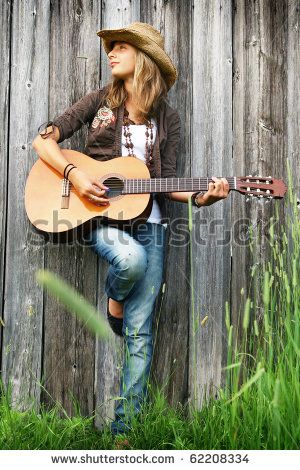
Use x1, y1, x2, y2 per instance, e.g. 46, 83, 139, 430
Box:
66, 178, 239, 188
64, 177, 270, 193
68, 179, 238, 191
64, 177, 268, 185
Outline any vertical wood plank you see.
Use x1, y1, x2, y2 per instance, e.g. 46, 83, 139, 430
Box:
231, 0, 289, 343
94, 0, 141, 431
42, 0, 102, 417
286, 1, 300, 190
0, 0, 11, 375
99, 0, 140, 87
189, 0, 233, 409
1, 0, 49, 410
142, 0, 193, 408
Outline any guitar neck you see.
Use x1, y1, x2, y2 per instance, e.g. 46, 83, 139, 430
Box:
123, 177, 237, 194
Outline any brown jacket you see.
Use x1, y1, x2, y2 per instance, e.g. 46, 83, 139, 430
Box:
52, 86, 181, 223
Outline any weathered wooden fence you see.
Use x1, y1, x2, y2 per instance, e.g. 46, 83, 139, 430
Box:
0, 0, 299, 427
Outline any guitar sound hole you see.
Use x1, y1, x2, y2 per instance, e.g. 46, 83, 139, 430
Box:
102, 176, 124, 198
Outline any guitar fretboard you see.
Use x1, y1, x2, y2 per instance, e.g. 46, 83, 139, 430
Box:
123, 177, 237, 194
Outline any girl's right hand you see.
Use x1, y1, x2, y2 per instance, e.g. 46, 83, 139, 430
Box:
68, 169, 110, 206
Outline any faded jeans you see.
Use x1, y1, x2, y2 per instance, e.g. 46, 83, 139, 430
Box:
89, 221, 167, 435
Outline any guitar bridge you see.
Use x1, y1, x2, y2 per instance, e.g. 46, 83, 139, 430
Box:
61, 178, 71, 209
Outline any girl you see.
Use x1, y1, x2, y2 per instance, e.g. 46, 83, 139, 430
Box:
32, 21, 229, 445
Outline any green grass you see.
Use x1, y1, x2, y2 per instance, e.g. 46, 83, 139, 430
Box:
0, 163, 299, 449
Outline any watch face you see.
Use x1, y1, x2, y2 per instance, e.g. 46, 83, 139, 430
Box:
38, 121, 54, 139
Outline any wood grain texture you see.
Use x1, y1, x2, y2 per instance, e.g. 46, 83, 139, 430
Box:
286, 0, 300, 190
189, 0, 233, 410
1, 0, 298, 420
142, 0, 192, 408
231, 0, 289, 344
0, 0, 11, 379
42, 0, 101, 417
1, 0, 48, 411
94, 0, 140, 430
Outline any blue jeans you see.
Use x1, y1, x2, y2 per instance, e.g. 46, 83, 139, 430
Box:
89, 221, 167, 435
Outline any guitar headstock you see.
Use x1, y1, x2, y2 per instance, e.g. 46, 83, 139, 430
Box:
236, 176, 287, 199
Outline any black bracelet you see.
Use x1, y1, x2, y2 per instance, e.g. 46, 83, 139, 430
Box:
191, 191, 204, 208
64, 163, 75, 179
66, 165, 77, 180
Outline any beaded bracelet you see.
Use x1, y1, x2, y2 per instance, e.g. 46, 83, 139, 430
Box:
65, 165, 77, 180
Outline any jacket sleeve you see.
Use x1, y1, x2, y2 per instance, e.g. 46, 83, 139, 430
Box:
160, 109, 181, 200
51, 89, 103, 144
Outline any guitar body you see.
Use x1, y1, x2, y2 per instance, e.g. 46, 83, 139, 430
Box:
25, 150, 153, 235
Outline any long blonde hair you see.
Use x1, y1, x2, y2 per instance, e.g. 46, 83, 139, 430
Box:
103, 46, 168, 122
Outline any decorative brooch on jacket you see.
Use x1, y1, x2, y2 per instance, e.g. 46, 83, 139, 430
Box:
91, 106, 116, 129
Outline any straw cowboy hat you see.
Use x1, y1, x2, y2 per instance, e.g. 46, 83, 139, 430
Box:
96, 21, 178, 90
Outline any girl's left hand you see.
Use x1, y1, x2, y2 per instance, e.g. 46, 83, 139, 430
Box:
196, 176, 229, 207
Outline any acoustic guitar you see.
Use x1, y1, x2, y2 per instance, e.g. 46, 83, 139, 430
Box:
25, 149, 287, 236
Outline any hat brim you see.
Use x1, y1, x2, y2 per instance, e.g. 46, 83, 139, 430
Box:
96, 27, 177, 90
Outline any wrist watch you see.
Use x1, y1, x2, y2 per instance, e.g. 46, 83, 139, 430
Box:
38, 121, 54, 139
191, 191, 204, 208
